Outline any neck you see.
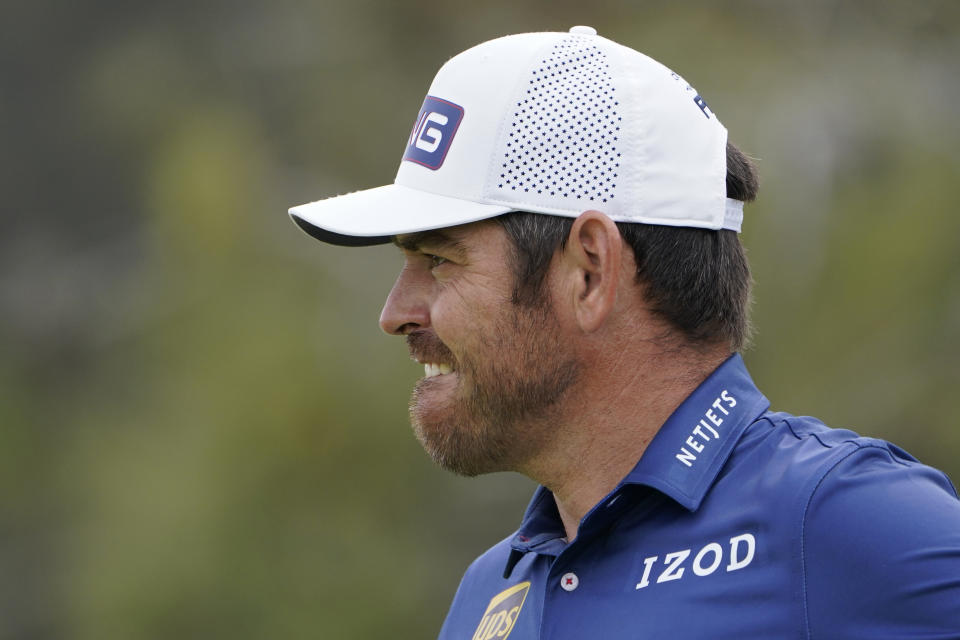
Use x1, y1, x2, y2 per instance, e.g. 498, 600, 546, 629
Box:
520, 342, 728, 542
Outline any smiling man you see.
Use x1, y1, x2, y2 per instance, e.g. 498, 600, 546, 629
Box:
390, 224, 581, 479
289, 27, 960, 639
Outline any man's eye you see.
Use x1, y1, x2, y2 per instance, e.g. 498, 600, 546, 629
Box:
427, 254, 448, 269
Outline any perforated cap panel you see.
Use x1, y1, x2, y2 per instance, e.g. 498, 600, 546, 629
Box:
496, 36, 621, 204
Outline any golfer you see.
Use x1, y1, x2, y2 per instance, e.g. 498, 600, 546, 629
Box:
289, 27, 960, 638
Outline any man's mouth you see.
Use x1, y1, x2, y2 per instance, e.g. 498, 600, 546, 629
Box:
422, 362, 454, 378
408, 332, 457, 379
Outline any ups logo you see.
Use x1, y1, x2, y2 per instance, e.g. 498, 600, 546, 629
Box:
470, 581, 530, 640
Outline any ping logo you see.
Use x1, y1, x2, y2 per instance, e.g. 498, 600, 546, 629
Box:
402, 95, 464, 170
471, 581, 530, 640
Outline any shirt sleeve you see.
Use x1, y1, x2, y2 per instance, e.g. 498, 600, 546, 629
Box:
437, 559, 480, 640
802, 444, 960, 639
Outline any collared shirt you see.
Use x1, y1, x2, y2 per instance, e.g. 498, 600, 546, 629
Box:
438, 354, 960, 639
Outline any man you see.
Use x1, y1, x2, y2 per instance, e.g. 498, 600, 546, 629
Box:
289, 27, 960, 638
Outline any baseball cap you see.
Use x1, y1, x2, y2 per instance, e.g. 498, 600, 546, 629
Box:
289, 25, 744, 246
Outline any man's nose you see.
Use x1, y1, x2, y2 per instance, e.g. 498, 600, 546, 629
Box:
379, 266, 431, 336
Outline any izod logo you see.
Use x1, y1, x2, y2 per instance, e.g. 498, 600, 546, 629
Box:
471, 582, 530, 640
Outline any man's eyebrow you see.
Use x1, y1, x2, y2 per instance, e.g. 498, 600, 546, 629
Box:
393, 230, 467, 256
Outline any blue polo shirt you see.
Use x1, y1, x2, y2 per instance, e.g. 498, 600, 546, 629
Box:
438, 354, 960, 639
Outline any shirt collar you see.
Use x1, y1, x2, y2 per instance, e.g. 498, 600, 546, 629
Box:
622, 352, 769, 511
507, 354, 769, 570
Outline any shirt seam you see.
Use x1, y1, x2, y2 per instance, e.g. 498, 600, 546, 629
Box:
799, 443, 859, 639
799, 441, 913, 639
772, 414, 901, 457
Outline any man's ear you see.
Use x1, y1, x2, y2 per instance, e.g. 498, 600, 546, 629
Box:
562, 210, 623, 333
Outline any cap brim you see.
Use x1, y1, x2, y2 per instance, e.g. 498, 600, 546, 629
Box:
288, 184, 513, 247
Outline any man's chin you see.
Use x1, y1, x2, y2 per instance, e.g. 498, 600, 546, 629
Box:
408, 409, 510, 478
410, 376, 457, 425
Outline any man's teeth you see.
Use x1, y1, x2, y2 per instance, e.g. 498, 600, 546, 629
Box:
424, 363, 453, 378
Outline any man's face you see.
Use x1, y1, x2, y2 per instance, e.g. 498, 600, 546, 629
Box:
379, 222, 581, 476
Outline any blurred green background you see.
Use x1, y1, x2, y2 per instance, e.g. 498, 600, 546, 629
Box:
2, 0, 958, 637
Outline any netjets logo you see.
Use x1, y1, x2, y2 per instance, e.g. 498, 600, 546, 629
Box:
471, 581, 530, 640
402, 95, 464, 170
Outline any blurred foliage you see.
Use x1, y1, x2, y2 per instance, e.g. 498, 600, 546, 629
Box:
1, 0, 958, 638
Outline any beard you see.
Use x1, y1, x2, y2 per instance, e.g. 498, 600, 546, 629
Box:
407, 302, 581, 476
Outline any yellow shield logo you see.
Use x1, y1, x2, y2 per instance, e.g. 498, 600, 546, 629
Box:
470, 582, 531, 640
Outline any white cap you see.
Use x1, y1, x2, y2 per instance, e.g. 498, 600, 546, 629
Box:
290, 27, 744, 246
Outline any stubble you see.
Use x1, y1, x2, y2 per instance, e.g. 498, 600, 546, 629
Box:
407, 303, 580, 476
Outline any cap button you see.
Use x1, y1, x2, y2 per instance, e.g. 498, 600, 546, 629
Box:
569, 25, 597, 36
